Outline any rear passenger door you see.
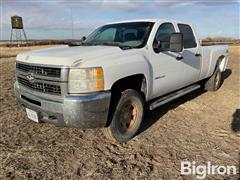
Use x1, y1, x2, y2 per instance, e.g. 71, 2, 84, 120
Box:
178, 24, 201, 86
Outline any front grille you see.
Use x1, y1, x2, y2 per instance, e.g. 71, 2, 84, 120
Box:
16, 63, 61, 78
18, 77, 61, 95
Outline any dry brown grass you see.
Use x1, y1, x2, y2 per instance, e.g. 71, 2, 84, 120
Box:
0, 45, 55, 58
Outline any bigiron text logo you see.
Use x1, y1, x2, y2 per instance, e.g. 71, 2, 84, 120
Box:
180, 161, 238, 179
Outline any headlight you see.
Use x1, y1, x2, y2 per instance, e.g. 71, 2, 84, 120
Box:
68, 67, 104, 93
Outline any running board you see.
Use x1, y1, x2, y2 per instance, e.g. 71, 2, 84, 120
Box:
148, 84, 201, 110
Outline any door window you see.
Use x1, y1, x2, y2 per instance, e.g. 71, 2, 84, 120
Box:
153, 23, 175, 52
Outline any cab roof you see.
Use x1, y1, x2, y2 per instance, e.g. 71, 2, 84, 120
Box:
105, 19, 186, 25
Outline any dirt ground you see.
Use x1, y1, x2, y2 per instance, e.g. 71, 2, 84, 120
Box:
0, 46, 239, 179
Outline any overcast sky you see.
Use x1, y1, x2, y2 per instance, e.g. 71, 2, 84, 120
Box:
1, 0, 239, 40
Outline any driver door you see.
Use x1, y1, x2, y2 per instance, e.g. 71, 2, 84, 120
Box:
149, 23, 184, 98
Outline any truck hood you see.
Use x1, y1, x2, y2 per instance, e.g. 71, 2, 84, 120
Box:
16, 45, 127, 66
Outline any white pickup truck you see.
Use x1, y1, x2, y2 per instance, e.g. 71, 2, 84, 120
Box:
15, 19, 228, 142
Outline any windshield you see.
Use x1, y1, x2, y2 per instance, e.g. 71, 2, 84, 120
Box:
84, 22, 154, 49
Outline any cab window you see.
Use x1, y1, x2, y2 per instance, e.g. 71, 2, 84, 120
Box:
178, 24, 197, 48
153, 23, 175, 52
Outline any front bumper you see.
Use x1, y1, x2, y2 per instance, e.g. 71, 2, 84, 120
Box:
14, 82, 111, 128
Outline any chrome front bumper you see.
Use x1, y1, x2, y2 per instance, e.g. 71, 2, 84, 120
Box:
14, 82, 111, 128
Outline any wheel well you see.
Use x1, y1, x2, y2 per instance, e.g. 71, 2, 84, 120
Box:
105, 74, 146, 127
212, 56, 225, 75
111, 74, 146, 100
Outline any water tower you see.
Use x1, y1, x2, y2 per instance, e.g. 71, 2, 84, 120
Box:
10, 16, 28, 47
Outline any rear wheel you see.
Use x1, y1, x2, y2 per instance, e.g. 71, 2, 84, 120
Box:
205, 63, 222, 91
103, 89, 144, 143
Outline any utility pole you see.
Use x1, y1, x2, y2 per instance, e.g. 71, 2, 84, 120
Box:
70, 7, 74, 39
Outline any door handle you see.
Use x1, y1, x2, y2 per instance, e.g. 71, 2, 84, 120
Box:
195, 53, 201, 57
176, 56, 183, 60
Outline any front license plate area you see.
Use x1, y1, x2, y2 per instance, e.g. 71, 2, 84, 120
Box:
26, 108, 39, 123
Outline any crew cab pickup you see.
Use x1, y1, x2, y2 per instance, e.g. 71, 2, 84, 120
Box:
14, 19, 228, 142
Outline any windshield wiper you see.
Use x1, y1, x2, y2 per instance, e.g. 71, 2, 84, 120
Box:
81, 42, 118, 46
119, 45, 134, 50
102, 42, 121, 46
70, 41, 135, 50
101, 42, 134, 50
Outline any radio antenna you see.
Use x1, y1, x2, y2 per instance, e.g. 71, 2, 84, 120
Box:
70, 7, 74, 39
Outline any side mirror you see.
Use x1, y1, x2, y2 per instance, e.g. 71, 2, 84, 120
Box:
153, 40, 161, 53
81, 36, 86, 41
170, 33, 183, 52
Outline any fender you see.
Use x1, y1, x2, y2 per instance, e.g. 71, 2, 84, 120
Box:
206, 47, 228, 77
102, 53, 152, 100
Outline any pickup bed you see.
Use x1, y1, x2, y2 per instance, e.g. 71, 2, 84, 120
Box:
15, 19, 228, 142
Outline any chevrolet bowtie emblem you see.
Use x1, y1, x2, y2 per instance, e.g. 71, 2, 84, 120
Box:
26, 74, 35, 83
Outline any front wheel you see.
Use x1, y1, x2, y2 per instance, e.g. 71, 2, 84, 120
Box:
103, 89, 144, 143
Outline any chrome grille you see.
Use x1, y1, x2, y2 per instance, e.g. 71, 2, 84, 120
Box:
16, 63, 61, 78
17, 77, 61, 95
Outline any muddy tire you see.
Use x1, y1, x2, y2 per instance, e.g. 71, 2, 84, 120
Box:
205, 63, 222, 91
103, 89, 144, 143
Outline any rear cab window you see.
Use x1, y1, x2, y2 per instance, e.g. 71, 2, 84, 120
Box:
177, 24, 197, 49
